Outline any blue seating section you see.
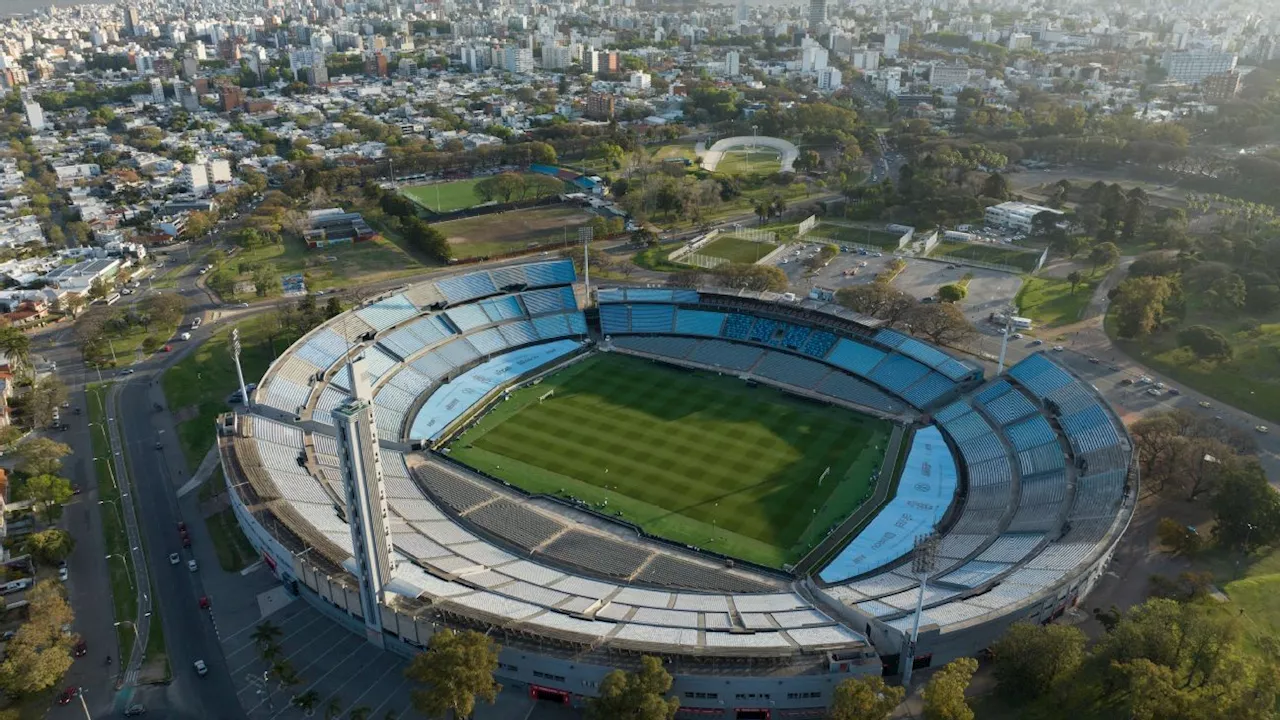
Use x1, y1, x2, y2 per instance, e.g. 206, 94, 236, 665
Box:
295, 328, 348, 369
748, 317, 778, 343
967, 456, 1013, 487
1017, 442, 1065, 476
958, 432, 1007, 466
937, 358, 976, 382
1005, 415, 1057, 451
533, 313, 573, 339
520, 287, 576, 316
983, 387, 1038, 425
869, 354, 930, 393
674, 309, 726, 337
596, 288, 624, 303
902, 372, 956, 408
878, 329, 947, 366
629, 304, 676, 333
826, 338, 886, 377
498, 320, 539, 347
467, 328, 509, 356
435, 271, 498, 304
802, 330, 837, 358
1046, 383, 1095, 416
781, 324, 810, 350
437, 337, 480, 368
933, 401, 970, 424
1008, 354, 1074, 399
815, 373, 905, 412
941, 411, 994, 443
445, 304, 491, 332
489, 265, 529, 289
1062, 405, 1109, 435
523, 259, 576, 287
478, 296, 525, 323
975, 380, 1013, 405
688, 339, 764, 371
599, 305, 629, 334
754, 352, 831, 389
722, 313, 755, 340
355, 294, 419, 331
567, 313, 587, 334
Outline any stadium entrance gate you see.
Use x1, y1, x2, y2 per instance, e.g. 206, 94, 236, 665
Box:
527, 684, 571, 704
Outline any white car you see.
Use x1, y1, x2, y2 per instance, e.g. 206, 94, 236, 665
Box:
1256, 425, 1269, 434
187, 559, 198, 572
169, 553, 180, 565
1138, 376, 1153, 385
1011, 333, 1024, 339
1198, 401, 1212, 409
1052, 345, 1065, 352
179, 332, 192, 341
58, 567, 68, 582
193, 660, 208, 676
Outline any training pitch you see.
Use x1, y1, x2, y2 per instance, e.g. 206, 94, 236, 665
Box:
448, 353, 893, 568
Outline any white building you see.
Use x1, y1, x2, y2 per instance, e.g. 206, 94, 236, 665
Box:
726, 50, 740, 77
851, 48, 880, 71
207, 159, 232, 184
183, 164, 209, 195
817, 66, 843, 92
801, 44, 829, 72
503, 46, 534, 74
884, 32, 901, 59
23, 101, 43, 131
629, 71, 651, 90
1161, 51, 1237, 83
984, 201, 1063, 233
150, 78, 164, 104
541, 45, 573, 70
1007, 32, 1032, 50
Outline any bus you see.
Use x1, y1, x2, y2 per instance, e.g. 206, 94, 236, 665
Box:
103, 292, 121, 306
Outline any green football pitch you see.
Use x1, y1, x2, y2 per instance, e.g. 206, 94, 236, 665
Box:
400, 174, 558, 213
448, 353, 893, 568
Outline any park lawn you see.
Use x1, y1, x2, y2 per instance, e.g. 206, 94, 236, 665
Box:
631, 242, 688, 272
434, 205, 597, 260
699, 235, 777, 264
220, 232, 428, 298
449, 354, 891, 568
400, 173, 555, 213
715, 148, 784, 175
1108, 303, 1280, 425
930, 240, 1042, 272
205, 505, 257, 572
87, 384, 138, 671
93, 310, 184, 367
808, 223, 906, 249
1016, 274, 1099, 329
650, 141, 698, 163
162, 313, 300, 471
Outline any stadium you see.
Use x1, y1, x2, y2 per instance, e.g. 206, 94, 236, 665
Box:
217, 258, 1135, 718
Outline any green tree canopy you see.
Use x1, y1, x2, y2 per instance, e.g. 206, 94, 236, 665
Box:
405, 629, 501, 719
937, 283, 968, 303
1176, 325, 1233, 361
990, 622, 1086, 702
21, 528, 74, 565
828, 675, 904, 720
922, 658, 977, 720
15, 438, 71, 478
585, 656, 679, 720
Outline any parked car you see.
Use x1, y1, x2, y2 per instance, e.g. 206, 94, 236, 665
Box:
169, 553, 180, 565
73, 640, 86, 657
58, 687, 77, 705
123, 704, 147, 716
187, 559, 198, 572
193, 660, 208, 676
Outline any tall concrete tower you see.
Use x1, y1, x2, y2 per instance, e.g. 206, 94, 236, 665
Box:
333, 355, 396, 648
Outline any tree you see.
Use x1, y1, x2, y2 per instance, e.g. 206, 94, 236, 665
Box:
140, 293, 188, 332
707, 263, 788, 292
349, 707, 372, 720
0, 581, 75, 696
250, 621, 283, 649
937, 284, 967, 303
1209, 458, 1280, 551
184, 211, 215, 239
405, 629, 500, 719
990, 622, 1086, 702
21, 377, 68, 430
1112, 276, 1175, 338
1088, 241, 1120, 272
828, 675, 904, 720
1177, 325, 1232, 361
907, 303, 976, 345
1207, 273, 1246, 313
20, 475, 74, 523
1156, 518, 1203, 555
0, 326, 31, 370
15, 438, 71, 478
835, 283, 918, 327
921, 658, 976, 720
325, 698, 344, 720
21, 528, 74, 565
585, 656, 679, 720
87, 277, 108, 301
1067, 270, 1084, 295
293, 691, 320, 715
324, 297, 343, 319
981, 172, 1009, 200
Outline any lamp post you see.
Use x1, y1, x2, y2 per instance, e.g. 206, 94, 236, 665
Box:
105, 550, 137, 591
901, 533, 939, 688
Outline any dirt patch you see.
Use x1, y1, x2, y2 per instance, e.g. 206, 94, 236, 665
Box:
435, 205, 596, 259
173, 405, 202, 424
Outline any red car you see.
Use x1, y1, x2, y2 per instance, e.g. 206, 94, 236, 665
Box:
198, 596, 210, 610
177, 522, 187, 533
73, 640, 87, 658
57, 687, 77, 705
162, 345, 172, 353
181, 532, 192, 548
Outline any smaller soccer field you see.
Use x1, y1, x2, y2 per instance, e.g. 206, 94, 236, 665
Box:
448, 353, 893, 568
400, 174, 558, 214
698, 236, 777, 264
715, 148, 784, 175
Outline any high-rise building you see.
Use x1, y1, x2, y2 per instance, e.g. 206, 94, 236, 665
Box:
541, 45, 573, 70
23, 101, 43, 131
586, 93, 615, 120
332, 356, 396, 648
726, 50, 740, 77
736, 0, 748, 25
808, 0, 827, 30
150, 77, 164, 104
1161, 50, 1237, 83
311, 54, 328, 85
123, 6, 140, 37
630, 71, 651, 90
1202, 71, 1243, 100
801, 44, 829, 72
220, 84, 243, 112
207, 159, 232, 184
883, 32, 901, 58
817, 66, 843, 92
503, 46, 534, 74
183, 163, 209, 195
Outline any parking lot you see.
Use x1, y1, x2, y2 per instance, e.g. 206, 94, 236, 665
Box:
770, 245, 1024, 328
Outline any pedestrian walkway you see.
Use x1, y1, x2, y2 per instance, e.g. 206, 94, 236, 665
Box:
177, 447, 222, 498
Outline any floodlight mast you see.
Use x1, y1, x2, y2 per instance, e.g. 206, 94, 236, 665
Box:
901, 532, 940, 687
232, 327, 250, 409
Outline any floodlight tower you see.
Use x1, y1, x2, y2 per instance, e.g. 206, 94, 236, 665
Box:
332, 355, 396, 648
995, 303, 1017, 374
901, 532, 940, 687
231, 327, 251, 409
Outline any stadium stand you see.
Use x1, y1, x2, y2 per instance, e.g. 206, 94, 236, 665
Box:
489, 265, 529, 290
629, 304, 676, 333
801, 330, 837, 359
498, 320, 540, 347
825, 338, 886, 377
688, 339, 764, 371
520, 286, 577, 315
1008, 354, 1074, 399
981, 387, 1039, 426
445, 304, 492, 332
542, 531, 652, 578
356, 294, 419, 331
813, 373, 905, 413
869, 354, 931, 394
478, 296, 526, 323
901, 372, 956, 409
435, 270, 499, 304
722, 313, 755, 340
674, 309, 727, 337
754, 352, 832, 389
612, 335, 699, 360
599, 304, 629, 334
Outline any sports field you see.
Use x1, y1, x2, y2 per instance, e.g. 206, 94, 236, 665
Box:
400, 173, 556, 213
448, 353, 893, 568
433, 205, 597, 259
929, 240, 1042, 272
714, 148, 784, 175
697, 235, 777, 264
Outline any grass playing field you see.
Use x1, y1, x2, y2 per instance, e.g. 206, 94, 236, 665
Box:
400, 173, 554, 213
448, 353, 893, 568
434, 205, 597, 259
697, 235, 777, 264
714, 148, 784, 176
929, 240, 1042, 272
